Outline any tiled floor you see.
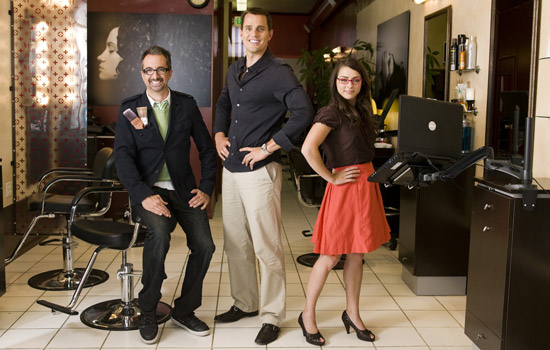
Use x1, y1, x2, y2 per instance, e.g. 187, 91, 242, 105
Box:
0, 172, 473, 349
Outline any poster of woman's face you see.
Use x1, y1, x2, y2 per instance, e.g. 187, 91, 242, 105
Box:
88, 12, 212, 106
374, 11, 410, 108
97, 26, 122, 80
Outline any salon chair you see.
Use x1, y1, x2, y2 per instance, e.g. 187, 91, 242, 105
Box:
6, 147, 116, 291
289, 146, 325, 208
37, 185, 172, 330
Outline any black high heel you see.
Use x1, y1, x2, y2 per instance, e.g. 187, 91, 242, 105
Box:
298, 312, 325, 346
341, 310, 375, 342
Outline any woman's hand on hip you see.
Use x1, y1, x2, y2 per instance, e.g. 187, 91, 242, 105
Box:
331, 166, 360, 185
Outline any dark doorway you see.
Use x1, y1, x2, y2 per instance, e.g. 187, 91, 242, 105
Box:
487, 0, 534, 163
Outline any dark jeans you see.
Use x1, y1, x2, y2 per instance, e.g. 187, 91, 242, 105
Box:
133, 187, 215, 317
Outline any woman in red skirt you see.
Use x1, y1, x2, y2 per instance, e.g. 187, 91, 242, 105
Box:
299, 58, 391, 346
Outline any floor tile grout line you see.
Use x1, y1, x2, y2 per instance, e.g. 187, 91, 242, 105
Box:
208, 237, 226, 350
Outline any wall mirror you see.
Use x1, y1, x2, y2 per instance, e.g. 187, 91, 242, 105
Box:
486, 0, 537, 163
423, 6, 452, 101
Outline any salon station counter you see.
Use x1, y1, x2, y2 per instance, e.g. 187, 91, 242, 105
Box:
465, 177, 550, 350
398, 166, 474, 296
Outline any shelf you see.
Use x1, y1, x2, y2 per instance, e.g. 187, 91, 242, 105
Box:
452, 67, 480, 75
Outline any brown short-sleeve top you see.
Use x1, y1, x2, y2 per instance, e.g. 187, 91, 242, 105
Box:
314, 105, 376, 169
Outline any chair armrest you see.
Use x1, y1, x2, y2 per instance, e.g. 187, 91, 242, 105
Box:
37, 168, 93, 189
34, 178, 119, 215
68, 185, 126, 223
41, 176, 118, 194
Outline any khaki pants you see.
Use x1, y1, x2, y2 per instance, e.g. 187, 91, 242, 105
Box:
222, 162, 286, 326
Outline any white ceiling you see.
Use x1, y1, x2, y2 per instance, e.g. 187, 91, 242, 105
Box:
232, 0, 319, 14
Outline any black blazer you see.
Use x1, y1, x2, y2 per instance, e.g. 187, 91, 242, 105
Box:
115, 90, 217, 206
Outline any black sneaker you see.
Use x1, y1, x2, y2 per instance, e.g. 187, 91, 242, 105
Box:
255, 323, 280, 345
139, 311, 159, 344
171, 313, 211, 336
214, 305, 259, 323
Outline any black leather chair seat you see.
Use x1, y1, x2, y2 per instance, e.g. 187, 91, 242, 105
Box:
27, 193, 96, 213
71, 220, 146, 250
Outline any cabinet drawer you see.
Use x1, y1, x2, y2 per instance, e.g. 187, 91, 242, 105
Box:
465, 310, 503, 350
472, 186, 511, 223
398, 243, 415, 274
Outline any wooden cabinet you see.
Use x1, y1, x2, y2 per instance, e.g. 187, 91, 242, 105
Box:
465, 178, 550, 350
398, 167, 474, 295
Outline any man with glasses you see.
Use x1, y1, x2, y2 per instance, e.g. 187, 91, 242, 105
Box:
115, 45, 217, 344
213, 8, 314, 345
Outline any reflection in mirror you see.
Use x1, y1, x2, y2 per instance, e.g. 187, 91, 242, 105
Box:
487, 0, 535, 163
423, 6, 452, 101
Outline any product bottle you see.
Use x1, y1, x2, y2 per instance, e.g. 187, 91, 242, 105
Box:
450, 38, 458, 71
462, 115, 474, 154
467, 36, 477, 69
458, 34, 466, 70
456, 78, 465, 103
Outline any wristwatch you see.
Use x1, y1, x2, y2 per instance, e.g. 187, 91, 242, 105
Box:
261, 143, 272, 155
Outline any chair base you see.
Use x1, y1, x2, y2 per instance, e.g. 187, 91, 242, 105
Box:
28, 268, 109, 291
296, 253, 346, 270
80, 299, 172, 331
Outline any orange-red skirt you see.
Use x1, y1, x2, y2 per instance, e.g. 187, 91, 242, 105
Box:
312, 162, 391, 255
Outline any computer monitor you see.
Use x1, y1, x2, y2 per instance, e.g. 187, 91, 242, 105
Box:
398, 95, 463, 159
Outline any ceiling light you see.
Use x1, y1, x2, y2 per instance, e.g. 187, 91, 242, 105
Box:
237, 0, 247, 11
413, 0, 427, 4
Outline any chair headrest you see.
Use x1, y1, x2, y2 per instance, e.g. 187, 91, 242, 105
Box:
92, 147, 116, 179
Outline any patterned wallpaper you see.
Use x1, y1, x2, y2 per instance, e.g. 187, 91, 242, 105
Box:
12, 0, 87, 232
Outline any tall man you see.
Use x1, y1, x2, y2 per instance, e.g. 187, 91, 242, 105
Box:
213, 8, 314, 345
115, 46, 217, 344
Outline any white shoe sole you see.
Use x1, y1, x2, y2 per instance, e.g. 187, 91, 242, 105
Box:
171, 317, 211, 336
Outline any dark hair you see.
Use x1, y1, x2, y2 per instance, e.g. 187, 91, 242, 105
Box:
330, 57, 376, 136
141, 45, 172, 70
241, 7, 272, 31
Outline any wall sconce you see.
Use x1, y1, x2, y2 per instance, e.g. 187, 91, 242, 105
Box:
413, 0, 427, 4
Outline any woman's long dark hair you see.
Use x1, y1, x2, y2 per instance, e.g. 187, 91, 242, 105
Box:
329, 58, 376, 137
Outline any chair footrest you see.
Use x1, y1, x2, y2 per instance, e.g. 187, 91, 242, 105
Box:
38, 239, 78, 248
39, 238, 62, 246
36, 300, 79, 315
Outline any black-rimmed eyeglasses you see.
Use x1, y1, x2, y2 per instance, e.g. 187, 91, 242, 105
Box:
142, 67, 170, 75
